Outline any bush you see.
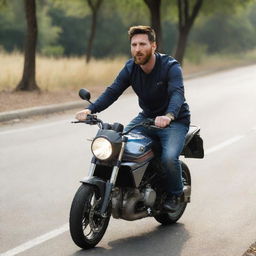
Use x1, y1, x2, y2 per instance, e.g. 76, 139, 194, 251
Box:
185, 42, 208, 64
41, 45, 64, 57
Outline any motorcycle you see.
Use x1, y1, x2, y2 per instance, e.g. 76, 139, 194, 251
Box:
69, 89, 204, 249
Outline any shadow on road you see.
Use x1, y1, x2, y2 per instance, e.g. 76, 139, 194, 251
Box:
71, 223, 190, 256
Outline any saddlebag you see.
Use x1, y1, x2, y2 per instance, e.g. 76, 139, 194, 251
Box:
182, 128, 204, 159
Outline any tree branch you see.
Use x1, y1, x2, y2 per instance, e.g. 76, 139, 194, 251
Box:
87, 0, 94, 11
87, 0, 103, 14
184, 0, 189, 23
189, 0, 203, 26
177, 0, 183, 29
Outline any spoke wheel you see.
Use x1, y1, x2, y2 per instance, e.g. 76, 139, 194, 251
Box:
154, 161, 191, 225
69, 184, 111, 249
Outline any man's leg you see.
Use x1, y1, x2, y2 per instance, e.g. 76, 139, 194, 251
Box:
124, 113, 146, 132
157, 122, 189, 209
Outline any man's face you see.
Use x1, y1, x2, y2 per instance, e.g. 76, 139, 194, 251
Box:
130, 34, 156, 65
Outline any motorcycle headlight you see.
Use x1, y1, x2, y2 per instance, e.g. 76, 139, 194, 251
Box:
91, 137, 113, 160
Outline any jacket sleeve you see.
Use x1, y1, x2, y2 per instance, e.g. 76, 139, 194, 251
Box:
165, 63, 185, 118
87, 64, 131, 114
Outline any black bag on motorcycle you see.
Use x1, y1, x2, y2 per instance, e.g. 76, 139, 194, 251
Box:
182, 133, 204, 158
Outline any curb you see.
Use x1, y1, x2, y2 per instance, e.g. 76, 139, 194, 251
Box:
0, 101, 87, 122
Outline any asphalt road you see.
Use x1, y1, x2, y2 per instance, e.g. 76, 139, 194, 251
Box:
1, 64, 256, 256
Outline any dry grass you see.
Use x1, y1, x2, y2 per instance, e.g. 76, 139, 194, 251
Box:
183, 49, 256, 76
0, 50, 255, 112
1, 50, 256, 92
0, 52, 126, 91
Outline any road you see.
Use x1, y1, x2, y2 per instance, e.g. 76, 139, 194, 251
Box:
1, 64, 256, 256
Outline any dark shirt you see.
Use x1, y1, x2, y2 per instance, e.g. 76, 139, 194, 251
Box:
87, 53, 190, 125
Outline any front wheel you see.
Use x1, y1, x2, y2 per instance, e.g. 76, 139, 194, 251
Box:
69, 184, 111, 249
154, 161, 191, 225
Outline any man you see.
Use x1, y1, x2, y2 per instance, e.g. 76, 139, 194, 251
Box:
75, 25, 190, 211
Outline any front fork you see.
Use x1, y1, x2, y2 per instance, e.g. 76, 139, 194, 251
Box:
87, 140, 126, 216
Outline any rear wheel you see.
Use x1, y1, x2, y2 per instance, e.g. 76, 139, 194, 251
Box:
69, 184, 111, 249
154, 161, 191, 225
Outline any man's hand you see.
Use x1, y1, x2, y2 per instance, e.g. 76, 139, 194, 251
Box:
75, 109, 91, 121
155, 115, 172, 128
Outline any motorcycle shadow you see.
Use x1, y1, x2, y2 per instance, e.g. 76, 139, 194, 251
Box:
72, 223, 190, 256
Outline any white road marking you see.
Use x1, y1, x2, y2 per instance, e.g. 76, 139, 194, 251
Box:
0, 224, 69, 256
0, 120, 69, 136
205, 135, 245, 155
0, 131, 253, 256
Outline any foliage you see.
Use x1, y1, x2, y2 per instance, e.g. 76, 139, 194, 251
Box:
0, 0, 25, 51
37, 5, 63, 54
185, 41, 207, 63
191, 9, 256, 54
49, 0, 90, 17
0, 0, 255, 58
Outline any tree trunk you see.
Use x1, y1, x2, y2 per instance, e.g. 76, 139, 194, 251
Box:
174, 27, 189, 65
86, 0, 103, 63
16, 0, 39, 91
174, 0, 203, 65
86, 11, 97, 63
144, 0, 163, 52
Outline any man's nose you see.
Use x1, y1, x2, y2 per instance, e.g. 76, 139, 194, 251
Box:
135, 45, 141, 52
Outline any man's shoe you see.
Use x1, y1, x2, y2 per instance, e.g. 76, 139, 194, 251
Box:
163, 195, 180, 212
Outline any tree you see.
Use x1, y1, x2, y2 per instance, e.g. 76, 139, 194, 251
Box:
0, 0, 7, 8
86, 0, 103, 63
50, 0, 103, 62
143, 0, 163, 52
173, 0, 254, 64
174, 0, 203, 65
16, 0, 39, 91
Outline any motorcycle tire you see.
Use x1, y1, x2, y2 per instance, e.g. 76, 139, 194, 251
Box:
154, 161, 191, 225
69, 184, 111, 249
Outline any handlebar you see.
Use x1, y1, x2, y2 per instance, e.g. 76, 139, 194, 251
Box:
72, 115, 163, 134
120, 118, 163, 135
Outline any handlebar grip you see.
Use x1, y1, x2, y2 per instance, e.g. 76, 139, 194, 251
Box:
147, 118, 155, 125
143, 118, 155, 126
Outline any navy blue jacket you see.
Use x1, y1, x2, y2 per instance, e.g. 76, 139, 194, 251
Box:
87, 53, 190, 125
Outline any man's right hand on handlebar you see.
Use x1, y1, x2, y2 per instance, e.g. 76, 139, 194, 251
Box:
75, 109, 91, 121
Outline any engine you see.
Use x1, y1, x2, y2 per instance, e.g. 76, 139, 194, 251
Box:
112, 186, 156, 221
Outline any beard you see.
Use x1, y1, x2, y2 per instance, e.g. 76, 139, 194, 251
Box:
133, 51, 152, 65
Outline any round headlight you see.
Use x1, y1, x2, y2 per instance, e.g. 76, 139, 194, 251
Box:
91, 137, 113, 160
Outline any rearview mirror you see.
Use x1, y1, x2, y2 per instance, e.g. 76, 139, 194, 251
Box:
79, 89, 91, 101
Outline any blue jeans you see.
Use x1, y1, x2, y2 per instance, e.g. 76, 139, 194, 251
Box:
125, 113, 189, 196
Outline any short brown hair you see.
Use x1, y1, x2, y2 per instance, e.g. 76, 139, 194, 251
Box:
128, 25, 156, 42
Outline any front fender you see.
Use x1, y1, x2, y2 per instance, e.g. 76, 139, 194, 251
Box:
80, 176, 106, 199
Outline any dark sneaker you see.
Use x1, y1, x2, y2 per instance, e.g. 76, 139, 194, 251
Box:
163, 195, 181, 212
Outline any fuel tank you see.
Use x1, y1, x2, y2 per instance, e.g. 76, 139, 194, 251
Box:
122, 132, 154, 163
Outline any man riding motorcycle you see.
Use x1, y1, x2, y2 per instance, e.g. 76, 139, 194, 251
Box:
75, 25, 190, 212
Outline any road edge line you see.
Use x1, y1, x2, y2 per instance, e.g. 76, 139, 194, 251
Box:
0, 224, 69, 256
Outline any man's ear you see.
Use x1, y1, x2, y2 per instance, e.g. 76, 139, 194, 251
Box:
152, 42, 157, 52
